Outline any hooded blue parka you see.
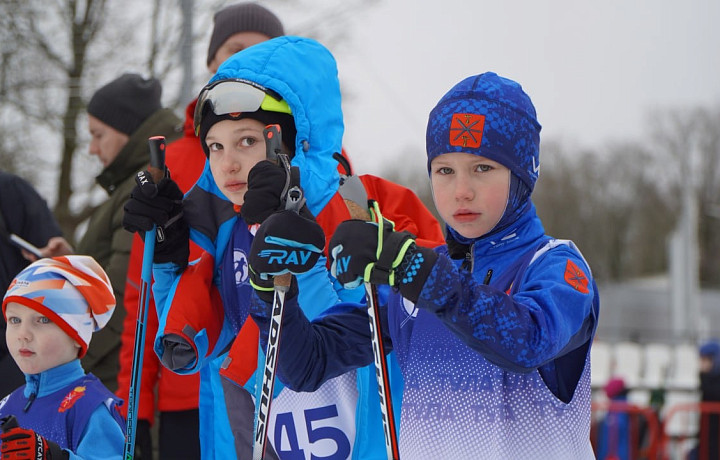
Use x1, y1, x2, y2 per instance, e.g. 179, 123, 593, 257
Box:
151, 36, 402, 459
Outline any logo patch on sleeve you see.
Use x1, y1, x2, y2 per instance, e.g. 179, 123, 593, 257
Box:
564, 260, 589, 294
449, 113, 485, 148
58, 386, 86, 413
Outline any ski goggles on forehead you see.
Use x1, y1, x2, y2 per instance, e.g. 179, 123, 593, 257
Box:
193, 79, 292, 136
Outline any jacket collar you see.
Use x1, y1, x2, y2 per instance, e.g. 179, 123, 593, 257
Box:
446, 201, 546, 259
96, 108, 181, 193
24, 359, 84, 398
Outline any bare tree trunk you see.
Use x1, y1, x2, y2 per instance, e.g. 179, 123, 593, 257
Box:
55, 0, 106, 242
178, 0, 194, 107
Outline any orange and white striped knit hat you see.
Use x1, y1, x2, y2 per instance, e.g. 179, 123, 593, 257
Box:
2, 256, 116, 358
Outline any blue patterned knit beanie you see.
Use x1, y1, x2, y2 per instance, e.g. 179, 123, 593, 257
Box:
426, 72, 541, 191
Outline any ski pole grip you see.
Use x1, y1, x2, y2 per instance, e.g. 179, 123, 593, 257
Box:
263, 124, 283, 162
264, 124, 297, 290
345, 199, 371, 222
274, 273, 292, 288
263, 124, 304, 215
148, 136, 167, 183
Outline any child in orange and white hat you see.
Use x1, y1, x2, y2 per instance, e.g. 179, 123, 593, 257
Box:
0, 256, 125, 460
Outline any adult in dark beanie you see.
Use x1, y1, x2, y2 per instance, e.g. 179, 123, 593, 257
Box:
206, 2, 284, 72
116, 4, 284, 460
87, 73, 163, 138
77, 73, 180, 401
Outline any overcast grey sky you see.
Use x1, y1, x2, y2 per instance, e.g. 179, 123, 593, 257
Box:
312, 0, 720, 176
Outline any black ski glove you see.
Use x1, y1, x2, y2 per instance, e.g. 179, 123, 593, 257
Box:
248, 210, 325, 302
329, 204, 438, 303
241, 160, 313, 225
1, 415, 69, 460
123, 170, 190, 268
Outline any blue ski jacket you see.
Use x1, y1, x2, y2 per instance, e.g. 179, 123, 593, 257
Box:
251, 203, 600, 459
0, 360, 125, 460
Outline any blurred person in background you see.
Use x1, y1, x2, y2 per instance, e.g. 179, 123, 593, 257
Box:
0, 170, 72, 397
596, 377, 633, 460
688, 340, 720, 460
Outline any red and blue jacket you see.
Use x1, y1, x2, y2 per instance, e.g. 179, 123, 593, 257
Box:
151, 36, 443, 459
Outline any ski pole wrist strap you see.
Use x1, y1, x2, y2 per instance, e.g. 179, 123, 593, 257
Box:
366, 200, 427, 288
363, 200, 412, 285
367, 228, 415, 286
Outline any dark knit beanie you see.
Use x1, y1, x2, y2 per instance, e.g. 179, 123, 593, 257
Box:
198, 103, 296, 158
426, 72, 542, 191
206, 3, 284, 67
87, 73, 162, 135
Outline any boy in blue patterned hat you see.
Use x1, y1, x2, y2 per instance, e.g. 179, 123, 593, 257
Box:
0, 256, 125, 460
247, 72, 600, 458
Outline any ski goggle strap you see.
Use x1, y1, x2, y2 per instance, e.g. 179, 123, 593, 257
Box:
193, 79, 292, 136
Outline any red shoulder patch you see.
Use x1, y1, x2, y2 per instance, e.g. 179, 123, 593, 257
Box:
564, 259, 589, 294
449, 113, 485, 148
58, 386, 86, 413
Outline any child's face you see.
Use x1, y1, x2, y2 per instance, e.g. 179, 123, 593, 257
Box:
5, 303, 80, 375
207, 118, 269, 206
430, 152, 510, 239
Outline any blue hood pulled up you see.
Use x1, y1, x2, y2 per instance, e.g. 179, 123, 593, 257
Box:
210, 35, 343, 215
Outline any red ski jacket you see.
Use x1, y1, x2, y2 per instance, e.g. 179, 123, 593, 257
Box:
116, 100, 204, 420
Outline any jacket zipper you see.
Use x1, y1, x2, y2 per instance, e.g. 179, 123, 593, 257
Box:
461, 243, 475, 272
23, 389, 37, 412
462, 243, 493, 285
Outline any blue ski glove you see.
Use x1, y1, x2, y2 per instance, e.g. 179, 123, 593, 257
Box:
249, 209, 325, 301
329, 201, 438, 303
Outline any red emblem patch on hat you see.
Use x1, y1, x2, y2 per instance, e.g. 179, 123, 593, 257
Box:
58, 386, 86, 413
564, 260, 589, 294
449, 113, 485, 148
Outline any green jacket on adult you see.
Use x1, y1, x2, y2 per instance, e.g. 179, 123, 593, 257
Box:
77, 108, 181, 392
